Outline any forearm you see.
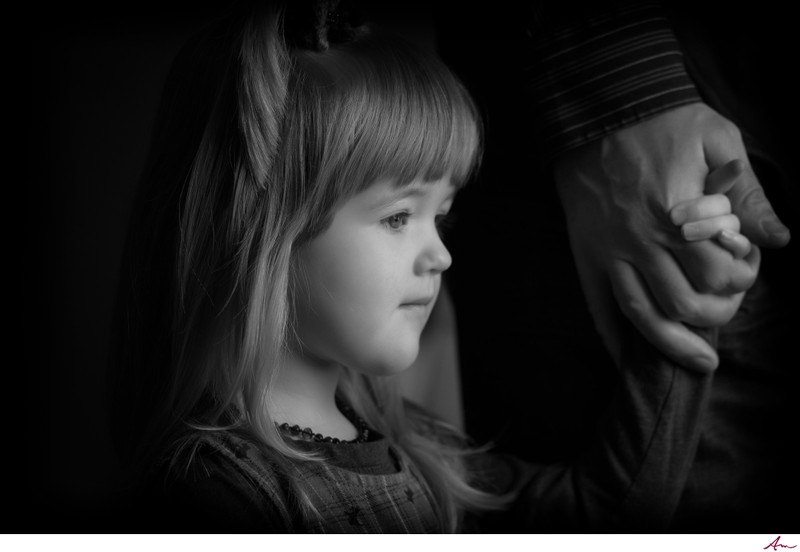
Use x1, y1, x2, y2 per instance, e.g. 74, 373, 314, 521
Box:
576, 327, 713, 530
475, 326, 713, 531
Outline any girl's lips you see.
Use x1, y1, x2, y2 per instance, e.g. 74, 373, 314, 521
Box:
400, 297, 434, 307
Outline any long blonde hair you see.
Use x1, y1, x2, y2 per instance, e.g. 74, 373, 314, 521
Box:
113, 0, 506, 531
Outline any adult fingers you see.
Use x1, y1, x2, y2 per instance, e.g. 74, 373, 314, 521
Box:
726, 164, 791, 248
638, 245, 745, 325
609, 260, 718, 373
702, 122, 790, 247
705, 158, 745, 195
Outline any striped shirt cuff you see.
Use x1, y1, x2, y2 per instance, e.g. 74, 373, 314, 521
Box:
525, 2, 702, 160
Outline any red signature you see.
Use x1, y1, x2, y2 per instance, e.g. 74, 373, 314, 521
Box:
765, 536, 797, 551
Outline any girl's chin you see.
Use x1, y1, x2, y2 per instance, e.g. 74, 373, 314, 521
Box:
354, 348, 421, 377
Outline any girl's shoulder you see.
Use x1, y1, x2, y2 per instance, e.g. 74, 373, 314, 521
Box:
150, 430, 297, 532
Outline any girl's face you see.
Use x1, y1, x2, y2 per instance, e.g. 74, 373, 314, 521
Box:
294, 177, 455, 376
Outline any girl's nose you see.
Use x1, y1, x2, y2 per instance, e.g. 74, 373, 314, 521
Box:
415, 229, 452, 275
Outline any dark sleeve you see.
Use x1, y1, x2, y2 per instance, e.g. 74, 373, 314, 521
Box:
524, 1, 702, 161
468, 326, 714, 532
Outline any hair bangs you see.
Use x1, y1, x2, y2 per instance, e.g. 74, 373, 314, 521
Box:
311, 35, 483, 199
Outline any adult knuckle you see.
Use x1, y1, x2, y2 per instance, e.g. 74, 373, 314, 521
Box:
665, 297, 699, 322
739, 182, 767, 208
619, 294, 648, 319
722, 119, 742, 141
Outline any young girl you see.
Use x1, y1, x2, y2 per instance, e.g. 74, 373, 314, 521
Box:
112, 0, 752, 533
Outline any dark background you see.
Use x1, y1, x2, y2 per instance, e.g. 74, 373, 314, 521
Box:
27, 5, 219, 531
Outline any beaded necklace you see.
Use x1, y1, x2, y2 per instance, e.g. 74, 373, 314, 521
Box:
275, 400, 370, 444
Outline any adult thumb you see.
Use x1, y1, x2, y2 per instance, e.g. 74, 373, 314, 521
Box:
727, 165, 791, 248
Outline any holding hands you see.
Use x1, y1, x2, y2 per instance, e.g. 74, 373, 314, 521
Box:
555, 103, 790, 373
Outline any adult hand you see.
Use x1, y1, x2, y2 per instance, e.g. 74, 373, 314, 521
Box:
554, 102, 789, 373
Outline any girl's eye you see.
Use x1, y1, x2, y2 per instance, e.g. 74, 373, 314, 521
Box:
383, 212, 410, 231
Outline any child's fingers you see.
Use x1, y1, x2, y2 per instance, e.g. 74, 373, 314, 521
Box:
717, 230, 752, 260
681, 214, 740, 241
670, 194, 731, 225
705, 158, 746, 195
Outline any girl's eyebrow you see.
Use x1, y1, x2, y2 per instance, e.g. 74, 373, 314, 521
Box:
368, 185, 427, 211
374, 183, 457, 209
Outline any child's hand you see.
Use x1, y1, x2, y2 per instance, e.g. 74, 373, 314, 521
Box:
670, 194, 752, 259
670, 160, 754, 260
